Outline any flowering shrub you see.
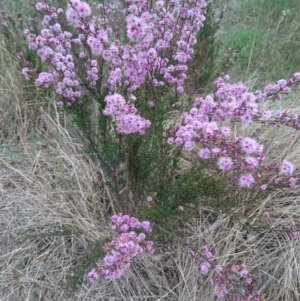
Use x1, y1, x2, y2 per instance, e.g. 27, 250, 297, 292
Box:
24, 0, 209, 132
88, 214, 154, 281
20, 0, 300, 293
23, 0, 300, 204
166, 74, 300, 189
189, 246, 266, 301
22, 0, 219, 214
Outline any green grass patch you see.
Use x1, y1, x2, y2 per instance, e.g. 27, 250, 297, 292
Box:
214, 0, 300, 85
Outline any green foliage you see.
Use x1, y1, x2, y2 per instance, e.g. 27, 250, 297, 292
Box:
67, 237, 110, 289
215, 0, 300, 83
136, 165, 226, 241
159, 166, 225, 208
0, 0, 57, 118
193, 3, 223, 90
1, 0, 35, 55
59, 57, 188, 212
197, 19, 218, 85
224, 27, 264, 69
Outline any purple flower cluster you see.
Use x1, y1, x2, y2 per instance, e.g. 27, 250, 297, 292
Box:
88, 0, 209, 94
167, 75, 300, 189
88, 213, 154, 282
190, 246, 265, 301
103, 94, 151, 134
24, 5, 82, 106
289, 229, 298, 240
24, 0, 210, 131
66, 0, 92, 22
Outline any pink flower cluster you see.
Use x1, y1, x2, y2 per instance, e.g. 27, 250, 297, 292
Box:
178, 205, 184, 211
24, 0, 210, 134
190, 246, 265, 301
289, 229, 298, 240
86, 0, 209, 94
66, 0, 92, 22
167, 74, 300, 189
88, 213, 154, 282
24, 5, 82, 106
103, 94, 151, 135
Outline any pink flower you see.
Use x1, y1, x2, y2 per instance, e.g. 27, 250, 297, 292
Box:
90, 214, 154, 280
76, 2, 92, 18
215, 264, 223, 272
198, 148, 211, 159
240, 114, 252, 124
289, 230, 298, 240
66, 7, 78, 23
261, 184, 267, 191
217, 157, 233, 171
148, 101, 155, 107
146, 196, 153, 203
240, 137, 260, 154
137, 233, 146, 242
239, 268, 249, 278
215, 290, 224, 298
205, 251, 213, 259
120, 224, 129, 232
201, 246, 209, 253
35, 2, 44, 11
261, 110, 272, 120
141, 221, 152, 233
199, 262, 210, 275
263, 211, 270, 218
239, 173, 255, 188
88, 268, 99, 282
111, 269, 123, 279
104, 255, 115, 266
22, 68, 30, 80
129, 217, 141, 228
167, 138, 174, 145
178, 205, 184, 211
212, 147, 221, 156
289, 177, 296, 188
245, 156, 259, 169
177, 86, 184, 93
280, 160, 294, 175
230, 265, 238, 273
221, 126, 231, 137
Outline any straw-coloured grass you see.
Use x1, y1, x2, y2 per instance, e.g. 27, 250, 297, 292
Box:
1, 107, 300, 300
